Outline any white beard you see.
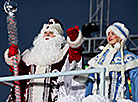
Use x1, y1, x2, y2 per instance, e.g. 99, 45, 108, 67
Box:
22, 33, 66, 66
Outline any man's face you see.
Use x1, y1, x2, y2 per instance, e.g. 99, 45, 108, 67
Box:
43, 31, 56, 40
107, 30, 121, 46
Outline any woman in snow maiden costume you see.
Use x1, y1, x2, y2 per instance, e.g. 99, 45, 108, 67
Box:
4, 18, 85, 102
85, 22, 138, 102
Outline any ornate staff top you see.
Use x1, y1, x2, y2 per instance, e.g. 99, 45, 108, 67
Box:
4, 0, 18, 45
4, 0, 17, 16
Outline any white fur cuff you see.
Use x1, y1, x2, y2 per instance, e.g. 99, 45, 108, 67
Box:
4, 48, 21, 65
67, 30, 83, 48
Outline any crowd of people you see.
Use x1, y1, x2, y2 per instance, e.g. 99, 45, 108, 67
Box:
4, 18, 138, 102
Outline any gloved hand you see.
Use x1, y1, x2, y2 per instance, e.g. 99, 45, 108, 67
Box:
67, 25, 79, 41
8, 44, 18, 57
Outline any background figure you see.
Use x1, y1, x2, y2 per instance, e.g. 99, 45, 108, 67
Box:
84, 22, 138, 102
4, 18, 85, 102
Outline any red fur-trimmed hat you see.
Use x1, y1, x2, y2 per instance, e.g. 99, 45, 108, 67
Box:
48, 18, 64, 30
40, 18, 64, 35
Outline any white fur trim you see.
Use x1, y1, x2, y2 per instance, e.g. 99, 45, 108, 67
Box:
89, 58, 138, 72
95, 58, 138, 72
106, 22, 129, 42
40, 23, 64, 35
4, 48, 21, 65
124, 59, 138, 71
67, 30, 83, 48
88, 57, 104, 68
55, 44, 69, 63
106, 25, 126, 41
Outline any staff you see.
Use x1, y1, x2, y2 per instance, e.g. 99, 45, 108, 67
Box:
4, 0, 21, 101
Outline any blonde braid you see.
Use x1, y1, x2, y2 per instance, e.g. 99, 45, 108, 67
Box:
120, 40, 125, 98
96, 43, 110, 97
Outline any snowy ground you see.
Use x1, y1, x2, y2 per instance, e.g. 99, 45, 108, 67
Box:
56, 95, 132, 102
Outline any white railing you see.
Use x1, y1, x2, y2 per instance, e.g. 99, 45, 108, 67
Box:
0, 68, 106, 96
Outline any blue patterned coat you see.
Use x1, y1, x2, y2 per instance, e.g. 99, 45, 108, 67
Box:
85, 47, 138, 102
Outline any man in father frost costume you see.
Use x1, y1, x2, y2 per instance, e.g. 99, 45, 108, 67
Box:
4, 18, 85, 102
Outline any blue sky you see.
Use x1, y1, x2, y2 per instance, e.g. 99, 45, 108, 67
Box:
0, 0, 138, 101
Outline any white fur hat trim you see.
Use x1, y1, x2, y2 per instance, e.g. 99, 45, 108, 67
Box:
40, 23, 64, 35
106, 22, 129, 41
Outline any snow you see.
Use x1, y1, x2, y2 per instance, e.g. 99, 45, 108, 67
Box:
56, 95, 80, 102
56, 95, 132, 102
82, 95, 110, 102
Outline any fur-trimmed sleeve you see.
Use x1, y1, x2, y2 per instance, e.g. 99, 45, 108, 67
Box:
67, 30, 83, 63
67, 30, 83, 48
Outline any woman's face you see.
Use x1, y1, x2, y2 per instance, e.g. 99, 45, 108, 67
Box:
107, 30, 122, 47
